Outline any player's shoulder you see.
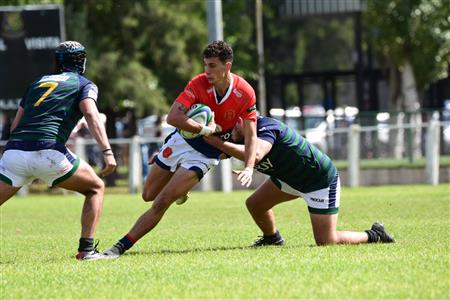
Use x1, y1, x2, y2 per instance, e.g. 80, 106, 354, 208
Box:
258, 116, 282, 129
189, 73, 209, 86
231, 73, 255, 96
232, 73, 254, 90
76, 73, 95, 85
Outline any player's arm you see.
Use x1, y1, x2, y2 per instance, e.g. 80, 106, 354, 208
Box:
79, 98, 117, 177
237, 118, 257, 187
243, 118, 257, 167
10, 106, 25, 132
204, 135, 272, 163
166, 102, 216, 136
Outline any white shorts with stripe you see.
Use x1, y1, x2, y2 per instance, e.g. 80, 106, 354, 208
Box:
272, 175, 341, 214
154, 131, 219, 179
0, 149, 80, 187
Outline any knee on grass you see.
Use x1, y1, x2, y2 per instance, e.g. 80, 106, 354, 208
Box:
314, 233, 339, 246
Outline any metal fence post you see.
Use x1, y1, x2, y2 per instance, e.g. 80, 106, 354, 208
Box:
220, 159, 233, 192
129, 136, 142, 194
348, 124, 361, 187
425, 120, 440, 185
201, 171, 213, 191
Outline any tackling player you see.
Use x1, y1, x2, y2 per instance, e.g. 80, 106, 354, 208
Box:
0, 41, 117, 260
204, 116, 395, 246
102, 40, 257, 259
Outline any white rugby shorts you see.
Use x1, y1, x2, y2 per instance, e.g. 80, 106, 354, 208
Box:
0, 149, 80, 187
154, 132, 219, 180
272, 175, 341, 214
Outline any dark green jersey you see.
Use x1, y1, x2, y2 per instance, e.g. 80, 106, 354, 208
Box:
9, 72, 98, 143
255, 117, 337, 193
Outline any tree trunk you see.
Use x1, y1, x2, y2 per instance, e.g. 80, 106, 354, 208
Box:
388, 64, 404, 159
401, 59, 422, 159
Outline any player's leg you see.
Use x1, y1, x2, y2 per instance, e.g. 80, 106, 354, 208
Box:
56, 159, 105, 259
141, 163, 173, 202
306, 175, 395, 245
0, 152, 29, 205
302, 174, 364, 245
309, 213, 369, 245
246, 178, 297, 246
103, 167, 200, 259
309, 214, 395, 245
0, 181, 20, 206
129, 167, 199, 240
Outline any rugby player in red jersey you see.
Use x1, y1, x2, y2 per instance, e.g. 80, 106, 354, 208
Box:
102, 41, 257, 259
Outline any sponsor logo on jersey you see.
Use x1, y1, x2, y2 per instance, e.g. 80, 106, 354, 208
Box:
220, 131, 231, 141
310, 197, 325, 203
233, 89, 242, 98
255, 157, 273, 172
185, 87, 195, 99
163, 147, 173, 158
39, 74, 70, 82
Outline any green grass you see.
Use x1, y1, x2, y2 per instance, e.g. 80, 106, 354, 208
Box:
1, 185, 449, 299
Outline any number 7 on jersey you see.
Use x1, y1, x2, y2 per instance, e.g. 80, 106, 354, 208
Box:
34, 82, 59, 107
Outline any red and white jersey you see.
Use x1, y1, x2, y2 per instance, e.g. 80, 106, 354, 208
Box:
176, 73, 257, 134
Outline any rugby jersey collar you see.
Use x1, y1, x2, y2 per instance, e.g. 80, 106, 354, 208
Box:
213, 74, 234, 105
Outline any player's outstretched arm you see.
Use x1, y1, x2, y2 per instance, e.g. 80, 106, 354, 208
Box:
238, 119, 257, 187
79, 98, 117, 177
204, 135, 246, 160
204, 135, 272, 167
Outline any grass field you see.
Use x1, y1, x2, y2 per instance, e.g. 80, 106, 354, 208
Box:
1, 184, 449, 299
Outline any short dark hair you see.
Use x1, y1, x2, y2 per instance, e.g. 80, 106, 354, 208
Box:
203, 40, 233, 63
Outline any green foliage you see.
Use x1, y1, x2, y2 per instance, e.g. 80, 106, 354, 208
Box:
222, 0, 258, 80
0, 0, 63, 5
365, 0, 450, 89
88, 52, 168, 115
263, 1, 355, 74
1, 185, 449, 298
63, 0, 208, 115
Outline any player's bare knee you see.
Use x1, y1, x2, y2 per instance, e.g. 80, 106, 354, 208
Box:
94, 177, 105, 194
84, 177, 104, 197
245, 197, 258, 211
142, 191, 153, 202
314, 234, 338, 246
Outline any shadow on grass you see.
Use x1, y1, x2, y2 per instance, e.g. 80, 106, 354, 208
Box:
123, 244, 301, 257
0, 245, 302, 264
126, 245, 247, 256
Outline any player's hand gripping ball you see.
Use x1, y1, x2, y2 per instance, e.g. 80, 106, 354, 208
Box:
179, 104, 213, 139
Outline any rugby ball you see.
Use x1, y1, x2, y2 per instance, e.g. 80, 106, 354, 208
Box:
179, 104, 213, 139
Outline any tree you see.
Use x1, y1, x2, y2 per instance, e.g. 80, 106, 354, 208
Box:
365, 0, 450, 158
64, 0, 208, 115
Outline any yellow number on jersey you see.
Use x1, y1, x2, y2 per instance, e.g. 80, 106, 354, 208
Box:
34, 82, 59, 107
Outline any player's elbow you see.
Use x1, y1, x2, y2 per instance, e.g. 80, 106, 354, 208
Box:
166, 109, 183, 128
166, 113, 176, 127
254, 152, 264, 163
82, 111, 98, 126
